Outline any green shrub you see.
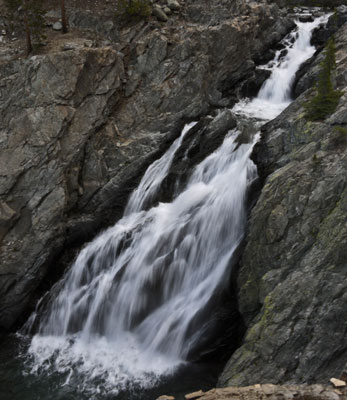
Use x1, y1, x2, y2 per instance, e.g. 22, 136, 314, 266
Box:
332, 126, 347, 147
116, 0, 151, 18
304, 37, 343, 121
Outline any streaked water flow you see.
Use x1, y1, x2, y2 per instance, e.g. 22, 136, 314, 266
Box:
27, 126, 258, 395
125, 121, 197, 214
233, 14, 331, 120
19, 13, 330, 399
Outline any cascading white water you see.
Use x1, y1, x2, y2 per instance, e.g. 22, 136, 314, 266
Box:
28, 126, 258, 394
233, 14, 331, 120
26, 13, 330, 397
125, 122, 197, 214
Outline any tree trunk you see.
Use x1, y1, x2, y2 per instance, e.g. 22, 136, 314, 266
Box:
23, 0, 33, 56
61, 0, 68, 33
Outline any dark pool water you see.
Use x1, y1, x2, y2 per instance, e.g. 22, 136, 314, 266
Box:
0, 334, 221, 400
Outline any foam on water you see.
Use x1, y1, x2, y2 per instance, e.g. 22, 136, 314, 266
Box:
28, 334, 180, 396
26, 127, 258, 395
24, 13, 331, 398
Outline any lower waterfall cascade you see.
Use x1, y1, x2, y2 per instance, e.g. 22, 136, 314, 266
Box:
27, 124, 259, 394
0, 12, 331, 400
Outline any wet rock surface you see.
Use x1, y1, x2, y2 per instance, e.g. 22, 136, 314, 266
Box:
0, 0, 293, 333
219, 22, 347, 387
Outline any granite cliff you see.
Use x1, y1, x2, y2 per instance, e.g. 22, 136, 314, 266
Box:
0, 0, 293, 333
0, 0, 346, 392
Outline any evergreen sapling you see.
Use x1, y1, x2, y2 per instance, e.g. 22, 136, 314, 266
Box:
305, 37, 343, 121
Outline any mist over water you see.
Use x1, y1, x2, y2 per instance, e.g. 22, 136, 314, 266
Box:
2, 12, 331, 400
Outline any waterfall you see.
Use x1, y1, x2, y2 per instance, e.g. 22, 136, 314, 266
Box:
25, 13, 330, 398
124, 122, 197, 214
233, 14, 331, 120
27, 125, 258, 394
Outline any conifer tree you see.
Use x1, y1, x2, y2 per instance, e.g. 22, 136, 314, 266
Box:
26, 0, 46, 46
4, 0, 21, 32
23, 0, 33, 55
4, 0, 46, 56
305, 37, 342, 121
116, 0, 151, 18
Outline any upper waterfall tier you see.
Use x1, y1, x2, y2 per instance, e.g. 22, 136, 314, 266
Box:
233, 14, 331, 120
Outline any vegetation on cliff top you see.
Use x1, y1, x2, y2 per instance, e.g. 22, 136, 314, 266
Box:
4, 0, 67, 55
4, 0, 46, 54
3, 0, 154, 56
115, 0, 152, 18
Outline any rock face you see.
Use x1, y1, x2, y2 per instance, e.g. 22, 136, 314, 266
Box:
0, 48, 126, 331
219, 22, 347, 386
0, 1, 293, 333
